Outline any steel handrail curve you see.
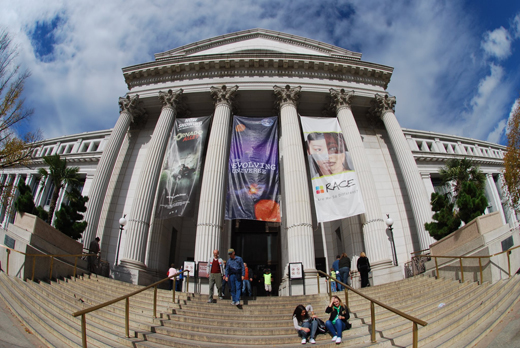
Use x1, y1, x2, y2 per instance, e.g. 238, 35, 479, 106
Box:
71, 269, 189, 317
0, 243, 97, 279
71, 269, 190, 347
412, 244, 520, 283
317, 269, 426, 347
317, 270, 427, 326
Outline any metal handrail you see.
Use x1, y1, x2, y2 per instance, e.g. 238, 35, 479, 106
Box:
0, 244, 95, 280
414, 244, 520, 284
316, 270, 427, 347
72, 269, 190, 348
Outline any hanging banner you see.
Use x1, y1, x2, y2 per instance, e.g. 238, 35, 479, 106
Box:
225, 116, 280, 222
300, 116, 365, 222
155, 116, 211, 219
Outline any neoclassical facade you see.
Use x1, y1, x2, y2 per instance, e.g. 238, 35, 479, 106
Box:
1, 29, 516, 294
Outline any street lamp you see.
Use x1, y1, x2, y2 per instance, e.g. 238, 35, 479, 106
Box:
115, 215, 127, 266
385, 214, 398, 266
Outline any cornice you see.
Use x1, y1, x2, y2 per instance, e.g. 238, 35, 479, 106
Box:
413, 152, 504, 166
123, 54, 393, 90
154, 29, 362, 60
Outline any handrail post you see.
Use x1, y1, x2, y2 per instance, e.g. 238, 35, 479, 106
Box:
507, 251, 511, 278
153, 286, 157, 318
479, 258, 483, 285
317, 273, 320, 294
413, 257, 417, 277
50, 256, 54, 280
172, 279, 176, 303
125, 298, 130, 337
6, 249, 9, 276
459, 258, 464, 283
81, 314, 87, 348
328, 276, 331, 295
413, 322, 418, 348
370, 301, 376, 342
186, 273, 190, 293
32, 256, 36, 281
74, 256, 78, 278
434, 257, 439, 279
344, 287, 349, 308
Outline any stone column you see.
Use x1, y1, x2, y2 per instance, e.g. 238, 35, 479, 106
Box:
121, 89, 183, 270
370, 94, 435, 250
274, 85, 316, 270
485, 174, 506, 225
82, 95, 146, 248
329, 89, 392, 264
194, 85, 238, 263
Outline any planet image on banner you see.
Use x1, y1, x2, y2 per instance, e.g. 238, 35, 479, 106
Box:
236, 123, 246, 132
255, 199, 281, 222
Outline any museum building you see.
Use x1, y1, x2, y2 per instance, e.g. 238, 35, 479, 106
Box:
0, 29, 517, 295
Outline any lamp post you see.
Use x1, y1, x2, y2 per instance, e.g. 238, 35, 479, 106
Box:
385, 214, 398, 266
115, 215, 127, 266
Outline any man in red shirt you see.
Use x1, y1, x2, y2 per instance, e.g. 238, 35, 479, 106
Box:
242, 262, 253, 297
206, 249, 225, 303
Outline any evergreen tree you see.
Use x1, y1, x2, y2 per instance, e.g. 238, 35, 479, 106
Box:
13, 180, 50, 221
38, 154, 80, 223
425, 158, 488, 240
14, 180, 35, 214
53, 187, 88, 240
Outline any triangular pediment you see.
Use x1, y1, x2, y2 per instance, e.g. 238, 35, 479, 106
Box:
155, 28, 361, 60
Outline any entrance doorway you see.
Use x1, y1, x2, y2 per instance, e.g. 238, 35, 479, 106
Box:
231, 219, 280, 296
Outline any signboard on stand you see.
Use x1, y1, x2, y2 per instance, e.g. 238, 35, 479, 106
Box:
184, 261, 196, 277
288, 262, 305, 296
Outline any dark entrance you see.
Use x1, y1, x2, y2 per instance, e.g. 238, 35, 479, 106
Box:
231, 219, 280, 296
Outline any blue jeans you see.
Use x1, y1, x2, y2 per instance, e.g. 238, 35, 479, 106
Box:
229, 274, 242, 303
330, 280, 337, 292
242, 279, 252, 296
298, 320, 318, 339
326, 319, 346, 338
339, 267, 350, 287
335, 273, 343, 291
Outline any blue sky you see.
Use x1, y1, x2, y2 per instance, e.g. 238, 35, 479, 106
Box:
2, 0, 520, 145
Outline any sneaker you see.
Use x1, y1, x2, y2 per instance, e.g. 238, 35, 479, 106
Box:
336, 337, 342, 344
309, 338, 316, 344
301, 338, 307, 344
207, 299, 212, 303
218, 296, 223, 300
235, 301, 240, 306
231, 301, 236, 305
331, 336, 337, 341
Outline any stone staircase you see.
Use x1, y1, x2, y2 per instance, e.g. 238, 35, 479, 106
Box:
0, 271, 519, 347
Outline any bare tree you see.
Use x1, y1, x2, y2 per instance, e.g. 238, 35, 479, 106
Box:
503, 98, 520, 209
0, 29, 41, 170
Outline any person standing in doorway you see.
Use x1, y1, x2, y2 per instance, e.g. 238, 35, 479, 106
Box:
206, 249, 225, 303
338, 253, 351, 287
88, 237, 100, 273
357, 252, 371, 288
332, 255, 342, 291
176, 266, 183, 292
242, 262, 253, 297
264, 269, 273, 296
167, 264, 177, 291
225, 249, 245, 306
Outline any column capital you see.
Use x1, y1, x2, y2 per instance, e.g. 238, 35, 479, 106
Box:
119, 94, 147, 123
368, 93, 397, 118
210, 85, 239, 108
273, 85, 301, 109
329, 88, 354, 113
158, 89, 188, 113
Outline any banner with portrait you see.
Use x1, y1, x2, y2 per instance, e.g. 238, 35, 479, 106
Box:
225, 116, 281, 222
300, 116, 365, 222
155, 116, 211, 219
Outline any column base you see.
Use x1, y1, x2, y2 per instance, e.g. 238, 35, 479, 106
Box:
369, 259, 403, 287
112, 259, 156, 285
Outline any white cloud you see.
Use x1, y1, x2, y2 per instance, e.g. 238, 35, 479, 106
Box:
513, 13, 520, 39
487, 119, 507, 144
1, 0, 519, 145
506, 98, 520, 135
481, 27, 512, 60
